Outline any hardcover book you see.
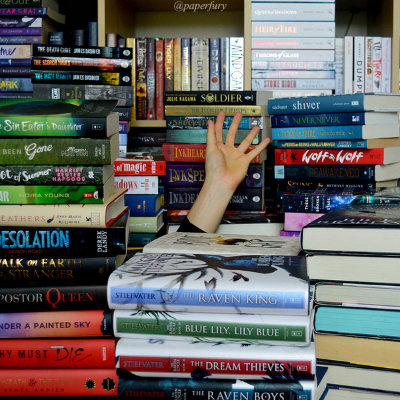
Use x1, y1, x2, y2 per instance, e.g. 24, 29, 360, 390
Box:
229, 37, 244, 91
116, 338, 316, 380
252, 78, 335, 90
129, 208, 164, 233
114, 153, 166, 176
209, 37, 220, 90
252, 37, 334, 50
173, 37, 181, 91
0, 76, 32, 91
136, 37, 147, 120
146, 37, 156, 120
251, 50, 335, 62
284, 212, 324, 232
273, 138, 400, 149
107, 252, 309, 315
181, 37, 191, 91
191, 38, 208, 91
163, 91, 258, 105
155, 38, 164, 120
252, 22, 335, 37
164, 38, 174, 92
124, 193, 163, 217
166, 116, 262, 130
114, 175, 159, 195
164, 105, 262, 117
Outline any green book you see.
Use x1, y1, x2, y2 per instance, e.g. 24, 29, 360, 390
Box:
128, 209, 164, 233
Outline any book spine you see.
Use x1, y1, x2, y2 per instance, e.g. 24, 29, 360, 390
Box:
0, 136, 116, 165
88, 21, 98, 47
164, 91, 257, 105
372, 36, 382, 92
252, 60, 335, 70
229, 37, 244, 90
129, 215, 161, 233
284, 211, 325, 231
165, 187, 264, 210
252, 37, 335, 50
124, 194, 160, 216
128, 232, 158, 247
343, 36, 353, 93
334, 37, 344, 94
164, 105, 262, 117
115, 175, 159, 195
252, 78, 335, 90
0, 310, 113, 337
0, 368, 118, 396
0, 6, 47, 15
0, 66, 31, 76
274, 164, 377, 180
146, 38, 156, 120
251, 22, 335, 37
274, 140, 370, 149
275, 148, 386, 165
0, 337, 115, 367
271, 112, 366, 127
209, 37, 220, 90
166, 116, 262, 129
32, 44, 133, 59
353, 36, 364, 93
181, 37, 191, 90
115, 107, 132, 121
166, 129, 260, 145
364, 36, 373, 92
381, 37, 391, 93
251, 49, 334, 62
0, 256, 120, 287
136, 38, 147, 120
117, 377, 315, 400
31, 70, 132, 86
173, 37, 181, 90
281, 178, 378, 191
126, 37, 136, 119
48, 31, 65, 46
0, 16, 42, 28
114, 159, 166, 175
0, 91, 32, 98
272, 125, 370, 141
0, 35, 41, 44
0, 285, 108, 312
0, 27, 42, 35
120, 121, 129, 134
155, 39, 165, 120
191, 38, 208, 90
31, 56, 132, 72
220, 37, 229, 90
74, 29, 86, 47
280, 230, 300, 237
32, 83, 134, 107
0, 77, 32, 91
129, 131, 166, 147
252, 70, 335, 79
0, 0, 43, 5
164, 38, 174, 92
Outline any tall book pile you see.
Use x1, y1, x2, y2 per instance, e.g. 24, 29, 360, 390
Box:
31, 43, 135, 157
268, 93, 400, 236
107, 231, 317, 399
162, 90, 282, 233
0, 98, 127, 396
301, 203, 400, 398
113, 152, 167, 251
251, 0, 336, 92
0, 0, 65, 99
336, 35, 392, 94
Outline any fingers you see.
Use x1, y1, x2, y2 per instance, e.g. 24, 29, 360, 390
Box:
237, 125, 261, 152
206, 118, 217, 152
215, 111, 225, 144
225, 111, 243, 147
245, 137, 270, 163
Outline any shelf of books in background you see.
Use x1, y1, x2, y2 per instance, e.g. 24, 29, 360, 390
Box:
269, 92, 400, 237
162, 90, 285, 235
0, 0, 65, 100
250, 1, 336, 93
107, 230, 317, 399
0, 98, 128, 396
113, 152, 167, 254
300, 202, 400, 398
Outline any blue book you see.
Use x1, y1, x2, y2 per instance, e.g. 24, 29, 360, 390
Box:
267, 93, 400, 115
166, 129, 261, 144
272, 124, 399, 140
124, 193, 163, 217
273, 138, 400, 149
271, 111, 398, 127
166, 116, 262, 130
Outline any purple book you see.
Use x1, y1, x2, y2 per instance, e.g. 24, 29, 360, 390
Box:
0, 27, 41, 35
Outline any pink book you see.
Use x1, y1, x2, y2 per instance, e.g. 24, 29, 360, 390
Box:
284, 212, 325, 231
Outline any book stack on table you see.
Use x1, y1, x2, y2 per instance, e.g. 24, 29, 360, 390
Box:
107, 231, 317, 399
301, 203, 400, 398
269, 93, 400, 236
0, 98, 129, 397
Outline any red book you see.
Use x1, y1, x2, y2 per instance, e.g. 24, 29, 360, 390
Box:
164, 38, 174, 92
0, 368, 118, 396
114, 154, 166, 175
275, 147, 400, 165
155, 38, 165, 120
0, 338, 115, 368
163, 143, 265, 163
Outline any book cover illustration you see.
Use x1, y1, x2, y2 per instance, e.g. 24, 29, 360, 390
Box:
143, 232, 301, 256
107, 252, 309, 315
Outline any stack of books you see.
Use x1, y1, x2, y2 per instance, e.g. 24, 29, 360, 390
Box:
268, 92, 400, 236
0, 98, 128, 396
107, 231, 317, 399
114, 152, 167, 251
250, 0, 336, 92
0, 0, 65, 99
301, 203, 400, 398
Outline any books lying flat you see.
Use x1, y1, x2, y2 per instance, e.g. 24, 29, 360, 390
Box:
301, 203, 400, 256
143, 232, 301, 256
107, 253, 309, 315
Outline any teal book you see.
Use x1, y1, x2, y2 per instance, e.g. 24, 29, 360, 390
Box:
166, 129, 261, 144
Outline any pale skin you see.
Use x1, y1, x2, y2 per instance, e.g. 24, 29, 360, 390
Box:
186, 110, 270, 233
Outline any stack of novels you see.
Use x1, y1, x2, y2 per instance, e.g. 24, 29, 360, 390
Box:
0, 0, 65, 99
107, 231, 317, 399
336, 36, 392, 94
0, 98, 128, 396
251, 0, 336, 92
269, 92, 400, 236
162, 90, 276, 224
114, 152, 167, 251
300, 203, 400, 398
31, 43, 135, 156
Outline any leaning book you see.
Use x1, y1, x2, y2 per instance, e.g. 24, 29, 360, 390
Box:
107, 253, 309, 315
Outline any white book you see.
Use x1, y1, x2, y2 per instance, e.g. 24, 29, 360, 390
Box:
364, 36, 374, 92
381, 37, 392, 93
191, 38, 209, 91
114, 175, 159, 194
251, 37, 334, 50
252, 78, 335, 90
252, 60, 334, 70
229, 37, 244, 90
143, 231, 301, 256
353, 36, 365, 93
251, 49, 334, 62
116, 338, 316, 380
343, 36, 353, 93
372, 36, 382, 92
334, 37, 344, 94
252, 22, 335, 38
